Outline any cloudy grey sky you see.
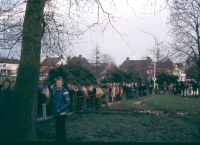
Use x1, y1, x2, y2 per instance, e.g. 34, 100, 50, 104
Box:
70, 0, 172, 66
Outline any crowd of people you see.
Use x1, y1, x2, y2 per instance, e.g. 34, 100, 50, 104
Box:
155, 81, 200, 98
37, 80, 200, 117
1, 76, 200, 142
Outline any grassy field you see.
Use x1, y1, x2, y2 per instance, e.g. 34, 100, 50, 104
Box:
0, 76, 16, 82
36, 95, 200, 142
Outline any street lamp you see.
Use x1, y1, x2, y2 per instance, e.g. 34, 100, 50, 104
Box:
141, 31, 157, 90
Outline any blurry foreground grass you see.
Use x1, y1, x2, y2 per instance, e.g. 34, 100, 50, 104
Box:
36, 95, 200, 142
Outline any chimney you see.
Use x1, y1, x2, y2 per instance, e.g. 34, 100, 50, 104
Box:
147, 57, 150, 61
12, 57, 13, 59
79, 55, 82, 58
126, 57, 129, 61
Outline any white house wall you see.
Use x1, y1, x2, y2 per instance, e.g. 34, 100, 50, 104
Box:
5, 64, 18, 73
57, 59, 67, 65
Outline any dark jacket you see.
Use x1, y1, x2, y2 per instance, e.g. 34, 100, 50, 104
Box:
177, 84, 182, 94
193, 82, 198, 91
148, 86, 153, 91
0, 87, 15, 113
142, 85, 146, 91
77, 90, 83, 97
53, 87, 70, 117
38, 85, 44, 93
37, 92, 46, 114
122, 85, 126, 92
126, 87, 132, 93
135, 85, 138, 92
131, 85, 135, 92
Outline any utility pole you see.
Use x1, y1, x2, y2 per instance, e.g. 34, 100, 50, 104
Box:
141, 31, 157, 90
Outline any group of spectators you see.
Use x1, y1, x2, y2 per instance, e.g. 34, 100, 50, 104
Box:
156, 81, 200, 98
38, 81, 155, 116
36, 80, 200, 119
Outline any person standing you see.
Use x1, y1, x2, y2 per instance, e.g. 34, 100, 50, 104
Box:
76, 86, 84, 112
181, 82, 185, 97
155, 83, 158, 95
146, 83, 149, 96
116, 83, 120, 102
168, 83, 174, 95
198, 81, 200, 96
111, 85, 116, 104
68, 84, 75, 112
10, 81, 15, 91
122, 82, 126, 101
163, 82, 168, 95
184, 82, 188, 97
173, 83, 177, 95
188, 84, 192, 96
131, 82, 135, 99
142, 84, 146, 96
113, 83, 118, 102
88, 85, 94, 109
0, 78, 15, 141
148, 84, 153, 95
53, 76, 70, 142
193, 81, 198, 96
177, 83, 182, 96
126, 84, 132, 100
81, 85, 87, 110
139, 84, 143, 97
135, 83, 139, 98
96, 85, 102, 107
42, 81, 53, 117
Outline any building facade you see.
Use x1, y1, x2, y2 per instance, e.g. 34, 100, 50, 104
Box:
40, 56, 67, 77
0, 58, 19, 75
120, 57, 186, 82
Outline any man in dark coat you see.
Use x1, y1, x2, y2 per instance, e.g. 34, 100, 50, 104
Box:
0, 78, 15, 141
193, 81, 198, 96
131, 82, 135, 99
142, 83, 146, 96
126, 84, 132, 100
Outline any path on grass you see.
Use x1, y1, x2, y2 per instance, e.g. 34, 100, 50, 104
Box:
132, 97, 153, 104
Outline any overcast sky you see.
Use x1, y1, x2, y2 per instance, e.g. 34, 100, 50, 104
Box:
69, 0, 172, 66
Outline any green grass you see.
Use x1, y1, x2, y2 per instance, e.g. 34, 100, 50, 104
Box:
36, 95, 200, 142
0, 76, 16, 82
120, 95, 200, 112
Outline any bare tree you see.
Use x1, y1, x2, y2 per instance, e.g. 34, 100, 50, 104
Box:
167, 0, 200, 80
0, 0, 138, 141
101, 53, 116, 66
0, 0, 169, 141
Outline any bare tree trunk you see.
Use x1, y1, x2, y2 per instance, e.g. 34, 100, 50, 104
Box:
10, 0, 46, 141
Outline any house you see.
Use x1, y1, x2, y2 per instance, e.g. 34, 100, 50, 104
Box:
0, 57, 20, 75
40, 55, 67, 77
69, 55, 95, 71
173, 63, 186, 81
119, 57, 186, 82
